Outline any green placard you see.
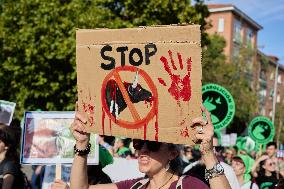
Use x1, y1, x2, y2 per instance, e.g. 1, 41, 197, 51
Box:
202, 84, 235, 130
248, 116, 275, 144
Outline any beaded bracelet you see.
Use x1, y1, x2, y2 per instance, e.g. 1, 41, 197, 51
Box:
74, 143, 91, 156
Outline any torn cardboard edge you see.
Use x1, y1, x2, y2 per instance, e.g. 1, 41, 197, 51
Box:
77, 41, 201, 48
76, 25, 201, 46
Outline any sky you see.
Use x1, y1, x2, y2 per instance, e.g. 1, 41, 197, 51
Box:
205, 0, 284, 64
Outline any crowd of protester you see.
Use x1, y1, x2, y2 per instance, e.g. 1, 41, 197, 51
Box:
0, 118, 283, 189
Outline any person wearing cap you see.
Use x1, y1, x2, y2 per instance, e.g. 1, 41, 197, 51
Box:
232, 155, 258, 189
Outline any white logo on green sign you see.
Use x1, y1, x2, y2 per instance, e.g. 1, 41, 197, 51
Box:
248, 116, 275, 144
202, 84, 235, 130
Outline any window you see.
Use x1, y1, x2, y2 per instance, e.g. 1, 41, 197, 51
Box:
277, 93, 281, 103
246, 28, 254, 48
260, 108, 265, 115
270, 72, 274, 80
277, 75, 282, 83
234, 19, 242, 43
269, 110, 273, 117
269, 89, 274, 99
218, 18, 224, 32
259, 69, 266, 80
233, 43, 240, 58
259, 89, 267, 97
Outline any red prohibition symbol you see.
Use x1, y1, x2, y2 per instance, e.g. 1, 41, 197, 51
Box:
101, 66, 158, 129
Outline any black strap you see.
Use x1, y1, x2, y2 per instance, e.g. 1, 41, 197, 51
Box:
250, 181, 253, 189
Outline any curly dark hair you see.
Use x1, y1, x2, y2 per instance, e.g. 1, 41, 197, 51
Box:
0, 124, 20, 164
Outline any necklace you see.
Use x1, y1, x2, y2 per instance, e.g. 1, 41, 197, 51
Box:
158, 173, 174, 189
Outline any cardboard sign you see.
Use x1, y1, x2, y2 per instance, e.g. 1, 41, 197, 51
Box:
202, 84, 235, 130
248, 116, 275, 144
76, 25, 202, 145
0, 100, 16, 125
21, 111, 98, 164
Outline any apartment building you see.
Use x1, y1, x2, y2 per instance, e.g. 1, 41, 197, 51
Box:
206, 4, 262, 59
258, 54, 284, 118
206, 4, 284, 120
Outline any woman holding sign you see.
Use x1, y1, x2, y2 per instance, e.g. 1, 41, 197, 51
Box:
69, 106, 232, 189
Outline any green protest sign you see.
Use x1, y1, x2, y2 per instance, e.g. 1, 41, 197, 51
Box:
236, 136, 255, 153
202, 84, 235, 130
248, 116, 275, 144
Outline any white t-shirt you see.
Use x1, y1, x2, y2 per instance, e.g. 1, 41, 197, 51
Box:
241, 181, 259, 189
221, 162, 241, 189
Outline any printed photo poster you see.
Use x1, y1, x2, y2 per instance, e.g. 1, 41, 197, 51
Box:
0, 100, 16, 126
21, 111, 98, 164
76, 25, 202, 145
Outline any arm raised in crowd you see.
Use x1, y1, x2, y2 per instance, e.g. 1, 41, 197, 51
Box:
192, 106, 232, 189
69, 112, 117, 189
251, 155, 269, 177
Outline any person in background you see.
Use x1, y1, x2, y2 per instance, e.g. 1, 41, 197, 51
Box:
0, 124, 25, 189
265, 142, 284, 178
184, 132, 240, 189
69, 105, 232, 189
98, 135, 114, 156
252, 156, 282, 189
31, 165, 45, 189
113, 137, 132, 158
181, 146, 195, 166
266, 142, 278, 160
225, 147, 236, 165
231, 155, 258, 189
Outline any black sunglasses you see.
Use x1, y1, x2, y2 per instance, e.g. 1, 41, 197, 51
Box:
133, 139, 162, 152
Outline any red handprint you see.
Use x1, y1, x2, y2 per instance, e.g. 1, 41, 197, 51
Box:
158, 50, 192, 105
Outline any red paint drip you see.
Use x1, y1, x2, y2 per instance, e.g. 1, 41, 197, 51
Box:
144, 100, 149, 108
82, 102, 88, 113
101, 108, 105, 135
180, 127, 189, 138
143, 124, 147, 140
158, 78, 167, 86
88, 104, 95, 114
89, 89, 92, 100
180, 119, 186, 126
109, 118, 112, 134
148, 97, 154, 107
154, 115, 159, 141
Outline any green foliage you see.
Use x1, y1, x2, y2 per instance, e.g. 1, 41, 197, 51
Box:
202, 34, 258, 133
0, 0, 209, 119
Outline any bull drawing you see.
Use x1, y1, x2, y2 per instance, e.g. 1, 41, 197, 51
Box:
105, 72, 153, 118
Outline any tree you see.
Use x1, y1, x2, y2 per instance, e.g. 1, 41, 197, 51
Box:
0, 0, 210, 119
202, 34, 259, 134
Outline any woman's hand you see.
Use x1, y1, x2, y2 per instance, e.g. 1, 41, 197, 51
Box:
190, 105, 214, 156
258, 155, 269, 162
70, 103, 90, 149
51, 179, 70, 189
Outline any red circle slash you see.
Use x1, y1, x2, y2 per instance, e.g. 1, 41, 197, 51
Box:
101, 66, 158, 129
